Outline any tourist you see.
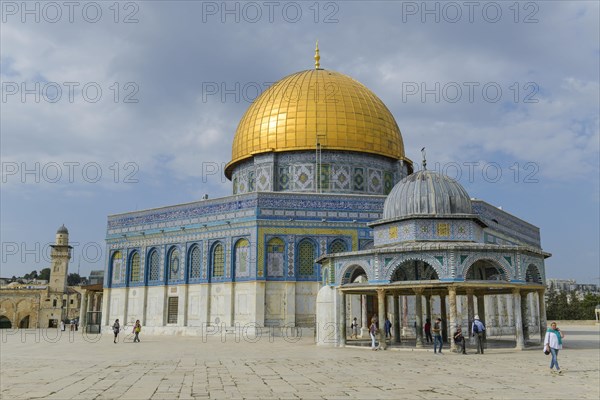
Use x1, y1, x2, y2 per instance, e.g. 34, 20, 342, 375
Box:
369, 317, 378, 350
424, 318, 432, 343
433, 317, 443, 354
384, 317, 392, 339
350, 317, 358, 339
453, 326, 467, 354
544, 321, 564, 375
60, 320, 65, 331
133, 320, 142, 343
472, 315, 486, 354
112, 319, 120, 344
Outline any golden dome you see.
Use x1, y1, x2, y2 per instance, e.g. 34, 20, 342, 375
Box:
225, 69, 407, 178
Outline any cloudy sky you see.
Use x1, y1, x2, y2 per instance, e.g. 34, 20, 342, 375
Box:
1, 1, 598, 283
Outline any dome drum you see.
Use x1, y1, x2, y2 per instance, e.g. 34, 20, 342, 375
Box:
231, 150, 411, 195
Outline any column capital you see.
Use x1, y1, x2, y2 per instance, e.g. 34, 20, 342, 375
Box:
465, 288, 475, 295
512, 287, 521, 295
448, 286, 457, 295
376, 288, 386, 296
413, 287, 424, 295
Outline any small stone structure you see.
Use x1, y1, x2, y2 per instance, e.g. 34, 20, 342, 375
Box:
316, 170, 550, 350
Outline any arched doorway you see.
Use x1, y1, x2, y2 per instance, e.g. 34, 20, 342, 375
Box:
341, 265, 370, 337
391, 260, 439, 282
0, 316, 11, 329
465, 260, 507, 281
19, 316, 30, 329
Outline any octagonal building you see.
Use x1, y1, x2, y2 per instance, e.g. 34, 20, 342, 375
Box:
102, 50, 549, 342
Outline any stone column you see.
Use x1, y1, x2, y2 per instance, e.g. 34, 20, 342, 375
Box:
521, 292, 529, 341
361, 295, 368, 338
440, 293, 448, 343
79, 290, 88, 327
425, 295, 432, 324
340, 291, 347, 346
538, 289, 547, 343
448, 287, 458, 352
476, 294, 486, 325
393, 294, 401, 343
414, 289, 424, 348
402, 295, 408, 328
377, 289, 386, 350
513, 288, 525, 350
466, 289, 475, 336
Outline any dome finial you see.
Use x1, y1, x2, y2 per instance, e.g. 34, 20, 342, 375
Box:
421, 147, 427, 170
314, 40, 321, 69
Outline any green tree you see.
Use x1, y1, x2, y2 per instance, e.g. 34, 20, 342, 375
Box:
39, 268, 50, 281
546, 288, 559, 320
67, 273, 83, 286
581, 293, 600, 319
568, 290, 583, 319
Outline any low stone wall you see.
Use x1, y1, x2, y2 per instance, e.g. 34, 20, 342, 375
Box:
551, 320, 598, 325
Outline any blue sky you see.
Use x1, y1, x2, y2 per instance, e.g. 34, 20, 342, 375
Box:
1, 1, 598, 283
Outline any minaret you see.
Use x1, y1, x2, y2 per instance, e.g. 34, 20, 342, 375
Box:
49, 224, 72, 293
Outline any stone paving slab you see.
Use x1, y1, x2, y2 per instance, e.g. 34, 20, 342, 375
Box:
1, 324, 598, 399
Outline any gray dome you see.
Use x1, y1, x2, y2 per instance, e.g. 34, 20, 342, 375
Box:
57, 224, 68, 234
383, 170, 472, 219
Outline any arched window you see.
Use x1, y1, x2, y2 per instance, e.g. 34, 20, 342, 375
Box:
329, 239, 347, 254
168, 247, 180, 282
298, 239, 316, 277
129, 252, 141, 283
148, 249, 160, 281
212, 243, 224, 278
234, 239, 250, 277
525, 264, 542, 283
111, 251, 123, 284
267, 238, 285, 277
188, 245, 201, 279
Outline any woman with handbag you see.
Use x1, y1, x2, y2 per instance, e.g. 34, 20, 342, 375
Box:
544, 322, 564, 375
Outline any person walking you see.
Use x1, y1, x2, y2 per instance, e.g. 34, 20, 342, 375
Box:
432, 317, 443, 354
369, 317, 378, 350
132, 320, 142, 343
112, 319, 120, 344
544, 321, 564, 374
384, 317, 392, 339
424, 318, 433, 344
453, 326, 467, 354
350, 317, 359, 339
472, 315, 486, 354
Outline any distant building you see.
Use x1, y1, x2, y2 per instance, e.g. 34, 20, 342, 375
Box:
547, 279, 599, 299
88, 271, 104, 285
0, 226, 81, 329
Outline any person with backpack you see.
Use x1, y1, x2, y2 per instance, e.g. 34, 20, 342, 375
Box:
112, 319, 120, 344
472, 315, 486, 354
133, 320, 142, 343
432, 318, 443, 354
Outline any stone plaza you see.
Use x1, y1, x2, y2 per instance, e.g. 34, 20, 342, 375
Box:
1, 323, 598, 399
